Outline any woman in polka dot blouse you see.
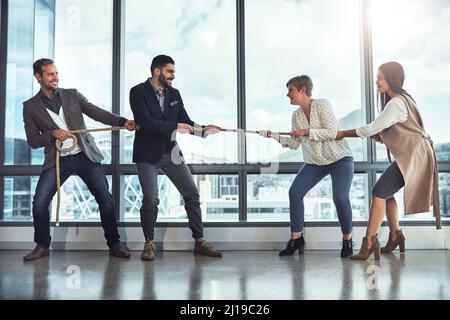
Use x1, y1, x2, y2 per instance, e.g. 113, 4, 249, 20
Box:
260, 75, 354, 258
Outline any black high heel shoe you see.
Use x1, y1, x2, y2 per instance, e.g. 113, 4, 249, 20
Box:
279, 236, 305, 256
341, 238, 354, 258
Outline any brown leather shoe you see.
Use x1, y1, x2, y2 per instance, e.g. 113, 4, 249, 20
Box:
109, 243, 130, 258
141, 241, 156, 260
350, 234, 381, 261
381, 230, 406, 253
23, 244, 50, 261
194, 240, 222, 257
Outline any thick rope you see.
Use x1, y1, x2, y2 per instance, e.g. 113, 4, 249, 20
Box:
194, 127, 291, 136
54, 126, 125, 226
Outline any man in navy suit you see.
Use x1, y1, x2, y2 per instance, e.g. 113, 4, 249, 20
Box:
130, 55, 223, 260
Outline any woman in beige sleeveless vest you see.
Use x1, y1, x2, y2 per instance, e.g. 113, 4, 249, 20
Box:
336, 62, 441, 261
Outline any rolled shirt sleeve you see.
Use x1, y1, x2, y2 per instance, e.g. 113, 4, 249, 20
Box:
356, 97, 408, 138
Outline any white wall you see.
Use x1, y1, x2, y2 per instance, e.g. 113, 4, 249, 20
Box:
0, 226, 448, 251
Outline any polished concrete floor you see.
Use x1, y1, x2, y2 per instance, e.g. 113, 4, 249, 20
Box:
0, 250, 449, 300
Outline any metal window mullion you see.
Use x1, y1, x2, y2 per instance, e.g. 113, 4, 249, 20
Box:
236, 0, 246, 164
361, 0, 377, 207
51, 0, 55, 58
0, 0, 8, 168
112, 0, 123, 221
237, 0, 247, 221
0, 0, 9, 219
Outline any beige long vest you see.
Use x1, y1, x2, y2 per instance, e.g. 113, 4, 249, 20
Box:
379, 94, 441, 229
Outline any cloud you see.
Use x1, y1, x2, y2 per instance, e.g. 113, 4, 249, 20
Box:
245, 0, 363, 121
371, 0, 450, 143
55, 0, 113, 109
247, 109, 292, 130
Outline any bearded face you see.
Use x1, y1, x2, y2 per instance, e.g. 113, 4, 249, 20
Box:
157, 63, 175, 88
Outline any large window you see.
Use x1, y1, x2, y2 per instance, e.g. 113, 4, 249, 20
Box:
3, 176, 38, 221
372, 0, 450, 161
4, 0, 54, 165
1, 0, 448, 225
3, 175, 112, 222
247, 173, 368, 222
121, 0, 238, 164
245, 0, 366, 164
4, 0, 113, 166
54, 0, 113, 163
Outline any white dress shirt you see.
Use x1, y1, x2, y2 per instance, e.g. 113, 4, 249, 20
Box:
46, 107, 82, 156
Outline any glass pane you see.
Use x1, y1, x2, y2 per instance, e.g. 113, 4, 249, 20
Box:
247, 173, 368, 222
121, 0, 238, 164
3, 176, 38, 221
440, 173, 450, 218
4, 0, 55, 165
122, 175, 239, 222
51, 175, 113, 222
376, 142, 388, 162
54, 0, 113, 163
245, 0, 366, 163
372, 0, 450, 161
376, 172, 450, 220
34, 0, 55, 91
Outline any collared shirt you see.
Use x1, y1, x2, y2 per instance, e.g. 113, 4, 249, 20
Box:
40, 90, 62, 115
278, 98, 353, 166
44, 100, 82, 156
149, 79, 166, 113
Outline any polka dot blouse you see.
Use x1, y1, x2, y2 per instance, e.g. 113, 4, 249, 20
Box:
278, 99, 353, 165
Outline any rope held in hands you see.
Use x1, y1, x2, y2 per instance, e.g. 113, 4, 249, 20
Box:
191, 127, 291, 136
53, 126, 290, 226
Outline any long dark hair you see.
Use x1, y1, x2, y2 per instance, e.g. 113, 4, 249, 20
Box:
377, 61, 415, 112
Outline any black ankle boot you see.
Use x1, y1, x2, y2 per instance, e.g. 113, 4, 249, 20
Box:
279, 236, 305, 256
341, 238, 354, 258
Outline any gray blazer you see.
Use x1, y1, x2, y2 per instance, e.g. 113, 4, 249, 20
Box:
23, 88, 124, 171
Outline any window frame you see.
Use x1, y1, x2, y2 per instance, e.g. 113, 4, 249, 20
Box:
0, 0, 449, 226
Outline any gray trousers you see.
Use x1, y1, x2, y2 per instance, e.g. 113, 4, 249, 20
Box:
136, 153, 203, 241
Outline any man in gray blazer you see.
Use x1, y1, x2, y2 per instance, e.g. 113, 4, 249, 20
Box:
22, 58, 135, 261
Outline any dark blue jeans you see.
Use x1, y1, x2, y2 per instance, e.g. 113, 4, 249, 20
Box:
289, 156, 354, 235
32, 152, 120, 248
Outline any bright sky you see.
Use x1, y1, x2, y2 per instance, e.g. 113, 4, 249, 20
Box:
47, 0, 449, 164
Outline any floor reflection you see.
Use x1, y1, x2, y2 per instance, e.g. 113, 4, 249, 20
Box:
0, 250, 448, 300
